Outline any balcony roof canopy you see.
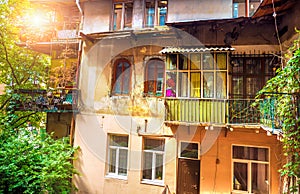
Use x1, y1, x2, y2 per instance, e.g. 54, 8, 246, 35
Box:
160, 46, 235, 54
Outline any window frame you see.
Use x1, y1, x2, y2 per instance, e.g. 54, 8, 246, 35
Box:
143, 0, 168, 28
231, 144, 270, 194
165, 52, 228, 99
144, 58, 165, 97
230, 54, 278, 99
141, 138, 165, 186
106, 134, 129, 180
112, 1, 133, 31
111, 58, 132, 96
178, 141, 200, 160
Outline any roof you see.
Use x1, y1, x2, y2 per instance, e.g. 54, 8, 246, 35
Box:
252, 0, 297, 18
160, 47, 235, 54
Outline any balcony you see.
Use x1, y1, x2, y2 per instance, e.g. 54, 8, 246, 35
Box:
165, 98, 280, 127
13, 88, 79, 113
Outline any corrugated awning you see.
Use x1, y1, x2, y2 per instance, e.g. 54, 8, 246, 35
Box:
160, 47, 235, 54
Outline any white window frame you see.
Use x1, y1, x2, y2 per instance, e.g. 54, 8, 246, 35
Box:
231, 144, 270, 194
141, 138, 165, 186
106, 135, 129, 180
178, 141, 200, 160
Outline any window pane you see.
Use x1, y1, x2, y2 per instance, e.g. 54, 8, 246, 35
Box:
109, 148, 116, 173
180, 142, 198, 159
203, 72, 214, 98
232, 76, 243, 98
145, 59, 164, 96
233, 146, 269, 162
190, 72, 201, 98
251, 163, 269, 194
231, 58, 244, 73
167, 54, 177, 70
233, 162, 248, 191
233, 0, 246, 18
118, 149, 128, 175
155, 153, 164, 180
110, 135, 128, 147
143, 152, 153, 179
246, 58, 261, 74
216, 72, 226, 99
178, 54, 188, 70
166, 72, 176, 97
190, 54, 201, 70
203, 53, 214, 70
216, 53, 227, 70
113, 4, 123, 30
246, 77, 260, 97
124, 3, 133, 29
158, 1, 167, 26
145, 0, 155, 27
144, 138, 164, 151
249, 0, 261, 17
178, 72, 188, 97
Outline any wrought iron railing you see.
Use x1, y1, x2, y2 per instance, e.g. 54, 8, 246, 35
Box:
13, 88, 79, 112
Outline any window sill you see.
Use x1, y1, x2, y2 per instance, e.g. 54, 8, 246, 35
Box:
141, 179, 164, 187
105, 174, 128, 181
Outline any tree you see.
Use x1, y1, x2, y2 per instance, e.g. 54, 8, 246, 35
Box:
0, 128, 78, 193
257, 32, 300, 193
0, 0, 50, 129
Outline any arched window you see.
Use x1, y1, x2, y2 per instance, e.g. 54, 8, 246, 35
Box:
112, 59, 131, 95
144, 59, 165, 97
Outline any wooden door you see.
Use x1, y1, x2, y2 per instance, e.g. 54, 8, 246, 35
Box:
177, 158, 200, 194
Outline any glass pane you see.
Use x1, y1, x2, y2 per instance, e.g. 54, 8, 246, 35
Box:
232, 76, 243, 98
203, 72, 214, 98
124, 3, 133, 29
246, 77, 260, 97
246, 58, 261, 74
249, 0, 261, 17
113, 3, 123, 30
110, 135, 128, 147
180, 142, 198, 159
233, 146, 269, 162
144, 138, 164, 151
178, 72, 188, 97
143, 152, 153, 179
216, 72, 226, 99
190, 54, 201, 70
178, 54, 188, 70
109, 148, 116, 173
158, 1, 167, 26
216, 53, 227, 70
167, 54, 177, 70
145, 0, 155, 27
166, 72, 176, 97
233, 0, 246, 18
118, 149, 128, 175
145, 60, 164, 96
231, 58, 244, 73
251, 163, 269, 194
122, 65, 130, 94
203, 53, 214, 70
233, 162, 248, 191
155, 154, 164, 180
190, 72, 201, 98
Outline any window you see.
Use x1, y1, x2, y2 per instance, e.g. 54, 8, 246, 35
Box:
142, 138, 165, 184
233, 0, 261, 18
165, 52, 227, 99
144, 59, 165, 96
107, 135, 129, 178
232, 145, 269, 193
230, 55, 279, 98
144, 0, 167, 27
111, 59, 131, 95
179, 142, 199, 159
112, 1, 133, 30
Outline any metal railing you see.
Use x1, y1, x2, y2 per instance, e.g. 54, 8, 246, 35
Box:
13, 88, 79, 112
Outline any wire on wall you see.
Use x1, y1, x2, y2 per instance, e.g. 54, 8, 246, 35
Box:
272, 0, 283, 69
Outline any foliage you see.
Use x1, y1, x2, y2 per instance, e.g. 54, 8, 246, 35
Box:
0, 128, 78, 194
257, 32, 300, 193
0, 0, 50, 129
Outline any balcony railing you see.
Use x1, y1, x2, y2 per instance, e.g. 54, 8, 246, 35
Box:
165, 98, 276, 127
165, 98, 226, 124
13, 88, 79, 112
